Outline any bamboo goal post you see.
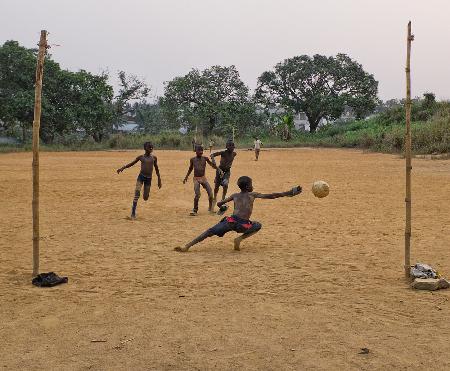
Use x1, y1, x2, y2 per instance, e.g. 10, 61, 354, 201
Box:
32, 30, 48, 277
404, 22, 414, 278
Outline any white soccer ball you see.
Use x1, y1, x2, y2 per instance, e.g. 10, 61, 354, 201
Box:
312, 181, 330, 198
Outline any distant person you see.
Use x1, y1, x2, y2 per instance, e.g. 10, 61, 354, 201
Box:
191, 138, 196, 152
254, 137, 263, 161
183, 145, 220, 216
208, 139, 214, 153
175, 176, 302, 252
210, 140, 237, 202
117, 142, 162, 219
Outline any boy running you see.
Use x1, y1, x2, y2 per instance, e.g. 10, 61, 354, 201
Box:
117, 142, 162, 219
183, 145, 221, 216
210, 140, 237, 202
175, 176, 302, 252
254, 137, 263, 161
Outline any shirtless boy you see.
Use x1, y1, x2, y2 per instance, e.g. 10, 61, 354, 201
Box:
183, 145, 221, 216
117, 142, 162, 219
254, 137, 262, 161
175, 176, 302, 252
210, 140, 237, 202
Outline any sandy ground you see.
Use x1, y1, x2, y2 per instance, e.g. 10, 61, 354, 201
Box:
1, 148, 449, 370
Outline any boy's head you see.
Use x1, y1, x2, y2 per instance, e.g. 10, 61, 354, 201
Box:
237, 176, 253, 192
226, 140, 235, 152
144, 142, 153, 152
195, 145, 204, 156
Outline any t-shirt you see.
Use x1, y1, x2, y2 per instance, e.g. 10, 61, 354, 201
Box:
254, 140, 262, 150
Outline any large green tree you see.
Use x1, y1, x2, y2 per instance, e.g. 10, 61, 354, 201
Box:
71, 70, 114, 142
160, 65, 251, 135
256, 54, 378, 132
0, 40, 116, 143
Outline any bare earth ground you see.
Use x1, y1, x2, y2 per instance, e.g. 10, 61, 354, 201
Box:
1, 148, 449, 371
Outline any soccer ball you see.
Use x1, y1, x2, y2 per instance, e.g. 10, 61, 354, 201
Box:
312, 181, 329, 198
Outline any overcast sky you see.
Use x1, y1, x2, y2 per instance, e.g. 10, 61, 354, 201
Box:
1, 0, 449, 101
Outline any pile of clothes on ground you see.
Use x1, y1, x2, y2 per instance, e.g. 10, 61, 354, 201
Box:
410, 263, 449, 291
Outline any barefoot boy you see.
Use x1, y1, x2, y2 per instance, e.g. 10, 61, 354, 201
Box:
183, 145, 221, 216
254, 137, 262, 161
175, 176, 301, 252
117, 142, 162, 219
210, 140, 237, 202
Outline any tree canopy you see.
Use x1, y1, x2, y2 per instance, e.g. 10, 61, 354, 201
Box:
160, 65, 253, 135
256, 54, 378, 132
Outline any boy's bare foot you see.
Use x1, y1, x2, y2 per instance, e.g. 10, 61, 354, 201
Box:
189, 211, 198, 216
126, 215, 136, 220
174, 246, 189, 252
233, 237, 241, 251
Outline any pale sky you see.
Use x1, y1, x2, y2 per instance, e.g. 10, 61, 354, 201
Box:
1, 0, 449, 101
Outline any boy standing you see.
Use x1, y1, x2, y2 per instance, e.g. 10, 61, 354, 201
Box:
254, 137, 263, 161
210, 140, 237, 202
175, 176, 301, 252
183, 145, 221, 216
117, 142, 162, 219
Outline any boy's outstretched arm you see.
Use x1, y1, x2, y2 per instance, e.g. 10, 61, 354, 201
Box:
205, 157, 218, 170
117, 156, 140, 174
183, 159, 194, 184
154, 156, 162, 188
209, 151, 223, 167
254, 186, 302, 199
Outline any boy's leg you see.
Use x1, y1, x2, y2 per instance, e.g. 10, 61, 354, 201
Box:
233, 222, 262, 251
201, 181, 214, 212
131, 179, 144, 218
221, 171, 230, 200
143, 178, 151, 201
191, 180, 201, 215
175, 218, 233, 252
213, 169, 221, 202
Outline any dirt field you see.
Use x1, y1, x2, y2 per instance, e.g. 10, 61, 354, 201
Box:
1, 148, 449, 370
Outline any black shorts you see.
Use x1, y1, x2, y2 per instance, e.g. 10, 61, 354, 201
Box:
214, 168, 231, 187
208, 215, 262, 237
137, 173, 152, 186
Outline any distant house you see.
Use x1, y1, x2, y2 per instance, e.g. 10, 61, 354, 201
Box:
292, 112, 327, 131
116, 121, 139, 134
265, 107, 355, 131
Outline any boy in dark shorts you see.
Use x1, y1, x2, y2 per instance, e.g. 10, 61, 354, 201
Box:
175, 176, 302, 252
210, 140, 237, 202
183, 145, 221, 216
117, 142, 162, 219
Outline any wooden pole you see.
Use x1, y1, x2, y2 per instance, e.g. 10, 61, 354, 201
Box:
32, 30, 48, 277
404, 22, 414, 278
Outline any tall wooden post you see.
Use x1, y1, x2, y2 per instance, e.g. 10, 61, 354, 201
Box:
404, 22, 414, 278
32, 30, 48, 277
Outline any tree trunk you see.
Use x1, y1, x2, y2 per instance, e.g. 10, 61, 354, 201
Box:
307, 114, 322, 133
22, 123, 27, 143
92, 132, 103, 143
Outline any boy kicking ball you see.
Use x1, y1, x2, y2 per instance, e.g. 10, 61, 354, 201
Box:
175, 176, 302, 252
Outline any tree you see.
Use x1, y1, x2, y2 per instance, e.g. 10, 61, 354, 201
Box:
71, 70, 114, 142
113, 71, 149, 125
0, 41, 37, 141
133, 101, 177, 134
160, 65, 250, 135
256, 54, 378, 132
